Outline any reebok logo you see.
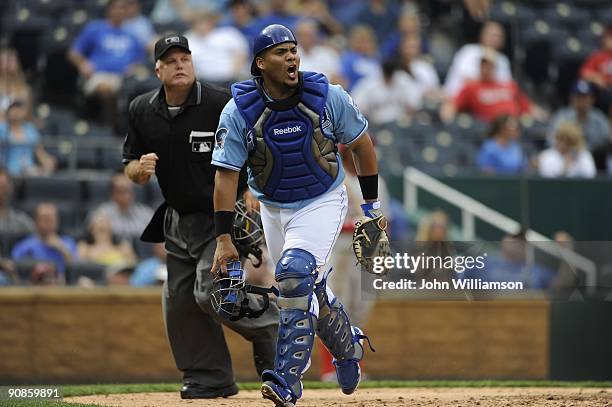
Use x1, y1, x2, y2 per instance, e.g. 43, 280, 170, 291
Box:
274, 125, 302, 135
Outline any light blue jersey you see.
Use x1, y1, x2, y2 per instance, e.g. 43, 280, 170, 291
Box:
212, 82, 368, 209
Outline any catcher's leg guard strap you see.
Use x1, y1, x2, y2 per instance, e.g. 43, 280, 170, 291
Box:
272, 248, 319, 398
314, 275, 367, 362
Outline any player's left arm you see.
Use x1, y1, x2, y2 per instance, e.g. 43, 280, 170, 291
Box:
330, 82, 383, 217
347, 134, 392, 275
346, 133, 378, 204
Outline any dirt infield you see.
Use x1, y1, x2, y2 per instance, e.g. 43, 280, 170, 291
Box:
68, 387, 611, 406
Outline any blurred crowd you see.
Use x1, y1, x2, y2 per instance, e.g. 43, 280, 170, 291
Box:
0, 0, 610, 178
1, 0, 611, 286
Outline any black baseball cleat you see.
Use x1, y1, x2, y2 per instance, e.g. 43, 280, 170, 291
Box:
180, 382, 239, 399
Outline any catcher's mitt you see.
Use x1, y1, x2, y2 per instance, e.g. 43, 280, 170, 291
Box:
352, 212, 391, 276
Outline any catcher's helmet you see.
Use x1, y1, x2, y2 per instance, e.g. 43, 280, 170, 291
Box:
233, 199, 265, 266
250, 24, 297, 76
211, 260, 276, 321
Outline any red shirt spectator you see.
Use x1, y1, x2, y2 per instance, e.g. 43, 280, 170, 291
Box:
581, 51, 612, 88
454, 79, 532, 123
580, 27, 612, 88
440, 48, 541, 124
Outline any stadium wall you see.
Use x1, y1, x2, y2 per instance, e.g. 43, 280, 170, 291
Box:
0, 288, 561, 384
387, 176, 612, 241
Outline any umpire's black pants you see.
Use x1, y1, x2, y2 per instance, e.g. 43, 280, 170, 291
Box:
162, 207, 278, 389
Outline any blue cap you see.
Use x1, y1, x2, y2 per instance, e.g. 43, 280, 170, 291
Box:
250, 24, 297, 76
571, 80, 593, 96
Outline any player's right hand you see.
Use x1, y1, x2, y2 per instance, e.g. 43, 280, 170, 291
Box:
211, 234, 240, 276
139, 153, 158, 180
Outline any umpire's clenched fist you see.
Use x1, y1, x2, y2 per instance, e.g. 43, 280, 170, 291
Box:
140, 153, 158, 173
138, 153, 158, 182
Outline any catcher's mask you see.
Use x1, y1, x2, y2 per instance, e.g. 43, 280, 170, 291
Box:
233, 199, 265, 267
211, 261, 277, 321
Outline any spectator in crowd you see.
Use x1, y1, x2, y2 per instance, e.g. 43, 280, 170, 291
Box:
380, 5, 422, 60
0, 167, 34, 236
151, 0, 222, 26
0, 48, 32, 121
444, 21, 512, 98
295, 19, 342, 83
440, 49, 543, 123
412, 209, 456, 284
89, 173, 153, 241
476, 114, 526, 175
591, 139, 612, 174
354, 0, 399, 47
123, 0, 155, 50
395, 33, 442, 107
547, 80, 610, 150
0, 257, 16, 285
185, 8, 249, 86
77, 211, 137, 271
465, 232, 556, 290
68, 0, 146, 128
550, 231, 579, 293
130, 242, 168, 286
340, 25, 381, 91
538, 122, 596, 178
0, 101, 56, 176
220, 0, 258, 44
327, 0, 368, 29
352, 59, 419, 124
415, 209, 449, 243
249, 0, 299, 33
580, 25, 612, 115
12, 202, 77, 279
293, 0, 344, 36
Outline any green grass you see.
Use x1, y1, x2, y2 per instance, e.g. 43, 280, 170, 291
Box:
60, 380, 612, 396
2, 380, 610, 406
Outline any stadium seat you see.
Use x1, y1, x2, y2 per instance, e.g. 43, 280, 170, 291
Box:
22, 176, 80, 203
43, 137, 75, 170
0, 232, 29, 258
489, 1, 535, 25
65, 262, 107, 285
36, 103, 77, 137
444, 115, 487, 147
14, 258, 40, 284
554, 37, 595, 103
75, 146, 99, 170
520, 21, 567, 84
83, 175, 113, 206
99, 145, 124, 171
542, 3, 591, 30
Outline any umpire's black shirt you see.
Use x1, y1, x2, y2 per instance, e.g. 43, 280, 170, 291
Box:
123, 81, 230, 215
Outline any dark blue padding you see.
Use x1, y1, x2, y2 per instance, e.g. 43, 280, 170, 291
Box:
231, 72, 336, 203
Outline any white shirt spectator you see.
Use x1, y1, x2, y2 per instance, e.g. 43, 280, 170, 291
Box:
405, 59, 440, 98
90, 202, 153, 241
185, 26, 249, 83
352, 70, 421, 124
538, 148, 596, 178
444, 44, 512, 98
298, 45, 341, 82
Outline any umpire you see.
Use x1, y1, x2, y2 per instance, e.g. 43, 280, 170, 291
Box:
122, 34, 278, 399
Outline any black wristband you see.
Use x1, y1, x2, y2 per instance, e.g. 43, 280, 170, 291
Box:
358, 174, 378, 201
214, 211, 234, 237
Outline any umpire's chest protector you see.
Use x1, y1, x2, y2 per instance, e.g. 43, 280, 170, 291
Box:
231, 72, 338, 203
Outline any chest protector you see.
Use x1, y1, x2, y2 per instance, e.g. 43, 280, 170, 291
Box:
231, 72, 338, 203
